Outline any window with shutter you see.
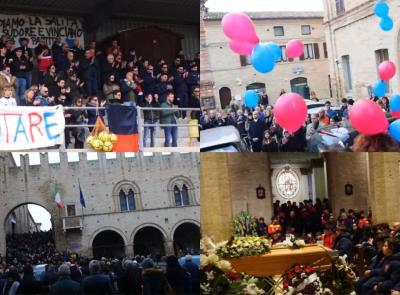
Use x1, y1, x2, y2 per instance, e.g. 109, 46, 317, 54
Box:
314, 43, 320, 59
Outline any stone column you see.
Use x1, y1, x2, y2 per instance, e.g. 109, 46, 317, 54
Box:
0, 226, 5, 256
367, 153, 400, 225
200, 153, 232, 242
126, 244, 134, 257
164, 240, 174, 256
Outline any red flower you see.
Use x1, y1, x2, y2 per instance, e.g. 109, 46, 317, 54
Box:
305, 267, 315, 274
288, 272, 295, 279
227, 271, 240, 281
283, 280, 289, 289
204, 265, 212, 272
294, 265, 302, 273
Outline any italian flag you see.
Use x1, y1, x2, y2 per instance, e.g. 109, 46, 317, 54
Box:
54, 184, 64, 209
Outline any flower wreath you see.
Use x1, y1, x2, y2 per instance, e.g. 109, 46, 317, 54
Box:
216, 236, 271, 259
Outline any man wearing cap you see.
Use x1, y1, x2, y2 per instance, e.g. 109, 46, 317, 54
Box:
49, 263, 82, 294
82, 260, 112, 295
142, 258, 173, 294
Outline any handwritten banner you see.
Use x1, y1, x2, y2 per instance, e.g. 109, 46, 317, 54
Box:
0, 14, 85, 47
0, 106, 65, 151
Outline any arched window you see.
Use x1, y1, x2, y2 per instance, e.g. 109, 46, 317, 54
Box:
174, 185, 182, 206
119, 189, 136, 212
182, 185, 189, 206
168, 176, 196, 207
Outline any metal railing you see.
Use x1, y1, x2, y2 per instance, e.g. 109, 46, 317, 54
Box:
60, 106, 201, 152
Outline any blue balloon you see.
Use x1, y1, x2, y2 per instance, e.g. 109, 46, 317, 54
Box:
389, 119, 400, 142
265, 42, 282, 62
380, 16, 393, 31
373, 80, 387, 97
244, 90, 259, 109
374, 1, 389, 18
251, 43, 276, 74
390, 95, 400, 112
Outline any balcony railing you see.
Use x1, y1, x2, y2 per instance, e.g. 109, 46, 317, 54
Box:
62, 216, 83, 232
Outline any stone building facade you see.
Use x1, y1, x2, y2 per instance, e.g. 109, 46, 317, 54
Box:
323, 0, 400, 101
201, 152, 400, 242
0, 153, 200, 258
203, 10, 331, 109
5, 206, 40, 235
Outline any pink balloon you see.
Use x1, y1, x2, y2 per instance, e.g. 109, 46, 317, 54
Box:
274, 93, 307, 133
349, 99, 389, 135
286, 39, 304, 58
379, 61, 396, 81
391, 110, 400, 119
229, 40, 255, 55
222, 12, 259, 44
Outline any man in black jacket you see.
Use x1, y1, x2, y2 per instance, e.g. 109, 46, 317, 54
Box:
248, 111, 266, 152
174, 65, 189, 118
141, 93, 160, 148
155, 73, 169, 103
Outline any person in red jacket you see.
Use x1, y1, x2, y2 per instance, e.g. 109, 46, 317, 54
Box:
37, 47, 53, 85
268, 217, 282, 235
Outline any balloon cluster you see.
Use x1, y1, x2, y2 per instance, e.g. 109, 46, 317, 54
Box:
374, 1, 393, 31
86, 131, 117, 152
222, 12, 304, 74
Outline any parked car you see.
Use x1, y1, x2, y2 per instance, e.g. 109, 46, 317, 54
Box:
200, 126, 249, 152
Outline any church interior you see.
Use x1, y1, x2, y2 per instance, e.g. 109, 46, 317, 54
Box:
200, 153, 400, 294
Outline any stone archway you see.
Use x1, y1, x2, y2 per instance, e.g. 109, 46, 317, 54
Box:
92, 230, 126, 259
133, 226, 166, 256
172, 221, 200, 255
219, 87, 232, 109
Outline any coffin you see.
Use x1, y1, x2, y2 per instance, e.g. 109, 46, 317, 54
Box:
228, 244, 334, 277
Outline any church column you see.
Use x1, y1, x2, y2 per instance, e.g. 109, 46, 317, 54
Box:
164, 240, 174, 256
367, 153, 400, 225
126, 243, 134, 257
200, 153, 232, 242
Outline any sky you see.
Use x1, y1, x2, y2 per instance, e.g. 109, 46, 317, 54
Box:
206, 0, 324, 12
28, 204, 52, 231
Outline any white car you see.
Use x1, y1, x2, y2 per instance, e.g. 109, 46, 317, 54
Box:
200, 126, 248, 152
305, 99, 340, 115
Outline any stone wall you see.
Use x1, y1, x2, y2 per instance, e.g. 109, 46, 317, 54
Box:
0, 153, 200, 257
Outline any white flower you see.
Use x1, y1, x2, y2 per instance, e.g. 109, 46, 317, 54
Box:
243, 283, 265, 295
205, 270, 215, 281
207, 254, 219, 265
216, 260, 232, 271
350, 292, 356, 295
295, 240, 306, 247
200, 254, 208, 268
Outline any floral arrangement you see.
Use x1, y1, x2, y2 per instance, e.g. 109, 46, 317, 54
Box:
319, 255, 357, 295
282, 255, 357, 295
282, 264, 332, 295
275, 235, 306, 250
201, 238, 270, 295
233, 211, 258, 237
216, 236, 271, 259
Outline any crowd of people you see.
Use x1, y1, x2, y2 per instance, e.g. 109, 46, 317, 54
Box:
254, 199, 400, 295
200, 90, 400, 152
0, 232, 200, 294
0, 36, 200, 148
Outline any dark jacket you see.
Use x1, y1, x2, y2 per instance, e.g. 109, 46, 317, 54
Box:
82, 273, 112, 295
249, 120, 266, 140
333, 232, 353, 260
117, 269, 142, 295
174, 73, 188, 98
10, 58, 30, 78
141, 101, 160, 123
49, 276, 82, 295
155, 81, 168, 103
166, 266, 191, 295
183, 261, 200, 294
142, 268, 170, 295
87, 102, 105, 126
16, 274, 46, 294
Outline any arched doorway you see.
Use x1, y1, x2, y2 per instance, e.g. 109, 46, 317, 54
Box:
290, 77, 310, 100
219, 87, 232, 109
134, 226, 165, 256
92, 230, 125, 259
246, 83, 268, 105
4, 204, 54, 265
173, 222, 200, 255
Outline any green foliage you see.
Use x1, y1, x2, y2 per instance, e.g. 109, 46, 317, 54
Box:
232, 211, 258, 237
